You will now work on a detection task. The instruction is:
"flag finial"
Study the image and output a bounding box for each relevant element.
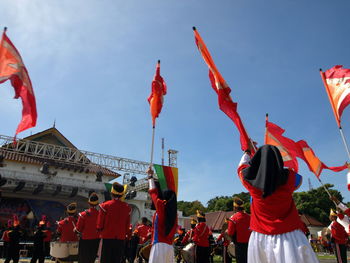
[158,60,160,64]
[319,68,323,72]
[3,27,7,33]
[192,26,196,31]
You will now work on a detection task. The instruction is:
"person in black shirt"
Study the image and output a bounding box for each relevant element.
[4,218,22,263]
[30,221,46,263]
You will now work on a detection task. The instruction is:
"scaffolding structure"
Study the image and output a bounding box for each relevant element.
[0,135,177,175]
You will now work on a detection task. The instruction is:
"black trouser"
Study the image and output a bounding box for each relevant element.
[78,238,100,263]
[44,242,50,258]
[100,239,125,263]
[222,245,232,263]
[30,250,45,263]
[335,243,347,263]
[196,245,209,263]
[4,245,19,263]
[235,242,248,263]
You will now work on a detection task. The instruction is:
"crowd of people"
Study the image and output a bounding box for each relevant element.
[1,145,350,263]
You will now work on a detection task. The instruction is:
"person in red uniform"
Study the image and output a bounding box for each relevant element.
[217,221,232,263]
[147,168,178,263]
[40,215,52,258]
[1,220,12,260]
[134,217,152,263]
[4,216,22,263]
[57,203,78,243]
[226,197,250,263]
[237,145,318,263]
[193,210,210,263]
[330,209,348,263]
[75,192,100,263]
[182,218,197,245]
[97,182,131,263]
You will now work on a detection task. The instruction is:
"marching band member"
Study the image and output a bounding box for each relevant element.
[181,218,197,245]
[147,168,178,263]
[97,182,131,263]
[193,210,210,263]
[4,216,22,263]
[237,145,318,263]
[57,203,78,242]
[329,209,348,263]
[226,197,251,263]
[1,219,12,260]
[173,227,186,263]
[217,223,232,263]
[30,220,46,263]
[41,216,52,258]
[75,192,100,263]
[134,217,152,263]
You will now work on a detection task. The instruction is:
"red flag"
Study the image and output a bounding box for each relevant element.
[148,60,166,127]
[297,140,347,178]
[193,27,253,153]
[265,119,347,177]
[0,29,37,137]
[320,66,350,127]
[264,120,301,172]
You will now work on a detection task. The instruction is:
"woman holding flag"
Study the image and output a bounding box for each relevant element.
[237,145,318,263]
[147,167,178,263]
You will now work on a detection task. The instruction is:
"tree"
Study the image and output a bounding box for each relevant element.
[206,192,251,213]
[293,184,343,224]
[177,200,206,217]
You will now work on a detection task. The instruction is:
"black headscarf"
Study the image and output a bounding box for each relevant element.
[162,189,177,236]
[242,145,289,198]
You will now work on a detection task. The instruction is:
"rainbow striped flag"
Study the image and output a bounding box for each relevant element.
[153,164,178,195]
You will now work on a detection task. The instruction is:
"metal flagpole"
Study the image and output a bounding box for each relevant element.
[150,126,155,167]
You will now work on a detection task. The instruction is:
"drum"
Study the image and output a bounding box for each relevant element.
[50,242,69,259]
[139,243,152,261]
[181,243,195,263]
[227,243,235,258]
[68,242,79,256]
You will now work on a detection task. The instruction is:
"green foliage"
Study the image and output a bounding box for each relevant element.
[206,192,251,213]
[293,184,343,224]
[177,200,206,217]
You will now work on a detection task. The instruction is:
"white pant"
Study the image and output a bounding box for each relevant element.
[149,242,175,263]
[248,229,319,263]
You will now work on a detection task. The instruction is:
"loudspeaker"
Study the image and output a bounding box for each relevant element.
[13,181,25,192]
[52,185,62,196]
[33,183,44,195]
[69,187,78,198]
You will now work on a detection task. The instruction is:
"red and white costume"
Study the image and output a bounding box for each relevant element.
[238,152,318,263]
[57,216,78,242]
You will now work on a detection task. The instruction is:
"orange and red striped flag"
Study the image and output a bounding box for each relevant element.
[320,66,350,127]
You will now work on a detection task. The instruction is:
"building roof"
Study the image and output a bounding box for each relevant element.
[0,127,120,177]
[183,211,325,231]
[300,214,325,227]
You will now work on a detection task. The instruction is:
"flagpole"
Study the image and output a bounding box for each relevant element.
[320,69,350,162]
[150,125,155,167]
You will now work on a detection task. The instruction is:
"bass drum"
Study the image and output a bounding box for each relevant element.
[50,242,69,259]
[181,243,195,263]
[227,243,235,258]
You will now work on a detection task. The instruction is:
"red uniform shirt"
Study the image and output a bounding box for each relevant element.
[97,198,131,240]
[331,221,348,244]
[149,188,178,245]
[57,216,78,242]
[227,211,251,243]
[43,229,52,242]
[134,224,151,244]
[193,222,210,247]
[238,165,303,235]
[182,229,194,245]
[216,233,230,246]
[76,207,100,240]
[2,230,10,242]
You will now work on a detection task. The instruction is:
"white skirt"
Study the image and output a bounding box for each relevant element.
[149,242,175,263]
[248,229,319,263]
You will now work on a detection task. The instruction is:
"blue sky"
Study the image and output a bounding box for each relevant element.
[1,0,350,205]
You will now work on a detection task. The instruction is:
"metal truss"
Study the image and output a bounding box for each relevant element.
[0,135,170,175]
